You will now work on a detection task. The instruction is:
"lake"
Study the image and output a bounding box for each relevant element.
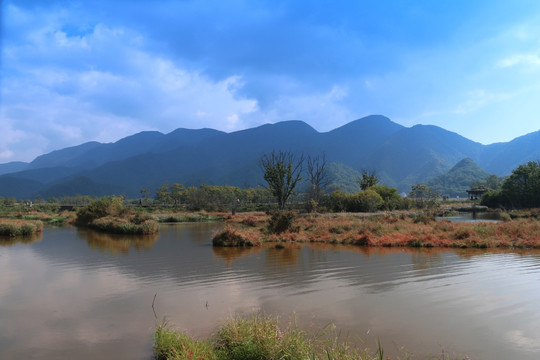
[1,223,539,359]
[437,211,503,223]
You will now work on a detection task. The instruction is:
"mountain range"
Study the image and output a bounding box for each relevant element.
[1,115,539,199]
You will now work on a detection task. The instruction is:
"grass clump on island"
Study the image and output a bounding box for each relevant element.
[0,218,43,237]
[213,210,540,249]
[76,196,158,234]
[154,314,382,360]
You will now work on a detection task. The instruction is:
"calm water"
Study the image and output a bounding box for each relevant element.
[1,224,539,360]
[437,212,502,223]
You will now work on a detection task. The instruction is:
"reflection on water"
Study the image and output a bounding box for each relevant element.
[0,232,42,247]
[212,246,263,265]
[79,228,159,254]
[438,211,502,222]
[0,224,539,360]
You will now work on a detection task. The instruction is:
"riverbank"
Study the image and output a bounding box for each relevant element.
[0,218,43,237]
[155,314,385,360]
[213,211,540,249]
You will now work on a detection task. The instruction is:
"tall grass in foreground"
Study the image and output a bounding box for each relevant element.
[155,314,386,360]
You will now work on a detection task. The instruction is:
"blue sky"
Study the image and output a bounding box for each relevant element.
[2,0,540,163]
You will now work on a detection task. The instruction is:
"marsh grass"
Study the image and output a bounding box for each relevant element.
[155,324,217,360]
[154,314,385,360]
[0,219,43,237]
[155,211,222,223]
[216,212,540,249]
[0,210,75,225]
[90,216,159,235]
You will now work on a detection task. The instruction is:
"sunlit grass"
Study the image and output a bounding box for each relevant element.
[214,212,540,249]
[0,218,43,237]
[154,314,385,360]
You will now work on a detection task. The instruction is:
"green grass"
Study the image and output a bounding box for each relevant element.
[90,216,159,234]
[155,324,217,360]
[154,314,384,360]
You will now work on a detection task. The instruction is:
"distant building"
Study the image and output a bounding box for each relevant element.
[466,186,488,200]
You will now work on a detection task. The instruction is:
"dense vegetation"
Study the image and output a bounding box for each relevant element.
[482,160,540,209]
[155,314,385,360]
[0,219,43,237]
[76,197,159,234]
[426,158,495,197]
[213,212,540,249]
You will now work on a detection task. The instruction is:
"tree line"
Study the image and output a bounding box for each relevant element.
[481,160,540,209]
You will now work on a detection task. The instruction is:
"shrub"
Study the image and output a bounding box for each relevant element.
[76,196,124,225]
[267,210,297,234]
[0,220,43,237]
[213,228,260,247]
[90,216,158,234]
[412,213,435,224]
[499,212,512,222]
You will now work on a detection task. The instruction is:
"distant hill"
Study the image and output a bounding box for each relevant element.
[326,163,361,193]
[364,125,484,190]
[0,115,539,199]
[427,158,491,198]
[0,161,28,176]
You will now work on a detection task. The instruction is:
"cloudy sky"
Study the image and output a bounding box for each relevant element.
[2,0,540,163]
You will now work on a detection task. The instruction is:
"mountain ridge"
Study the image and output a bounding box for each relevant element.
[1,116,539,198]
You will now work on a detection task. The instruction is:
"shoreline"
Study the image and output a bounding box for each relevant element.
[213,211,540,249]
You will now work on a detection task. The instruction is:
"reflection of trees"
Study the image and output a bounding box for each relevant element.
[212,246,262,266]
[83,229,158,254]
[0,232,42,247]
[410,250,443,270]
[160,223,224,245]
[266,245,302,268]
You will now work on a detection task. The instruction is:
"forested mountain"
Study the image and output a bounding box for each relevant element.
[426,158,491,198]
[0,115,539,199]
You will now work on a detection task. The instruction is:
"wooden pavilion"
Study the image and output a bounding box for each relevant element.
[466,186,488,200]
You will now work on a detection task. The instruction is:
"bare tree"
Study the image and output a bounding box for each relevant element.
[259,150,304,210]
[307,153,329,203]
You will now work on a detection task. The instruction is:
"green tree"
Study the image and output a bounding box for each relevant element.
[170,183,186,206]
[259,150,304,210]
[410,183,440,209]
[371,185,402,210]
[155,183,171,205]
[358,169,379,191]
[75,196,124,225]
[140,188,150,204]
[345,190,383,212]
[501,160,540,208]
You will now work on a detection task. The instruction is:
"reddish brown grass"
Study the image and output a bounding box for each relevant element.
[217,212,540,249]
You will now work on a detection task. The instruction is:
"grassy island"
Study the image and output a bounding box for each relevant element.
[154,314,386,360]
[213,211,540,249]
[0,219,43,237]
[76,197,159,234]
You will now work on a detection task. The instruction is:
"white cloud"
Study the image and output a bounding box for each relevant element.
[454,90,514,115]
[497,54,540,69]
[1,8,259,161]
